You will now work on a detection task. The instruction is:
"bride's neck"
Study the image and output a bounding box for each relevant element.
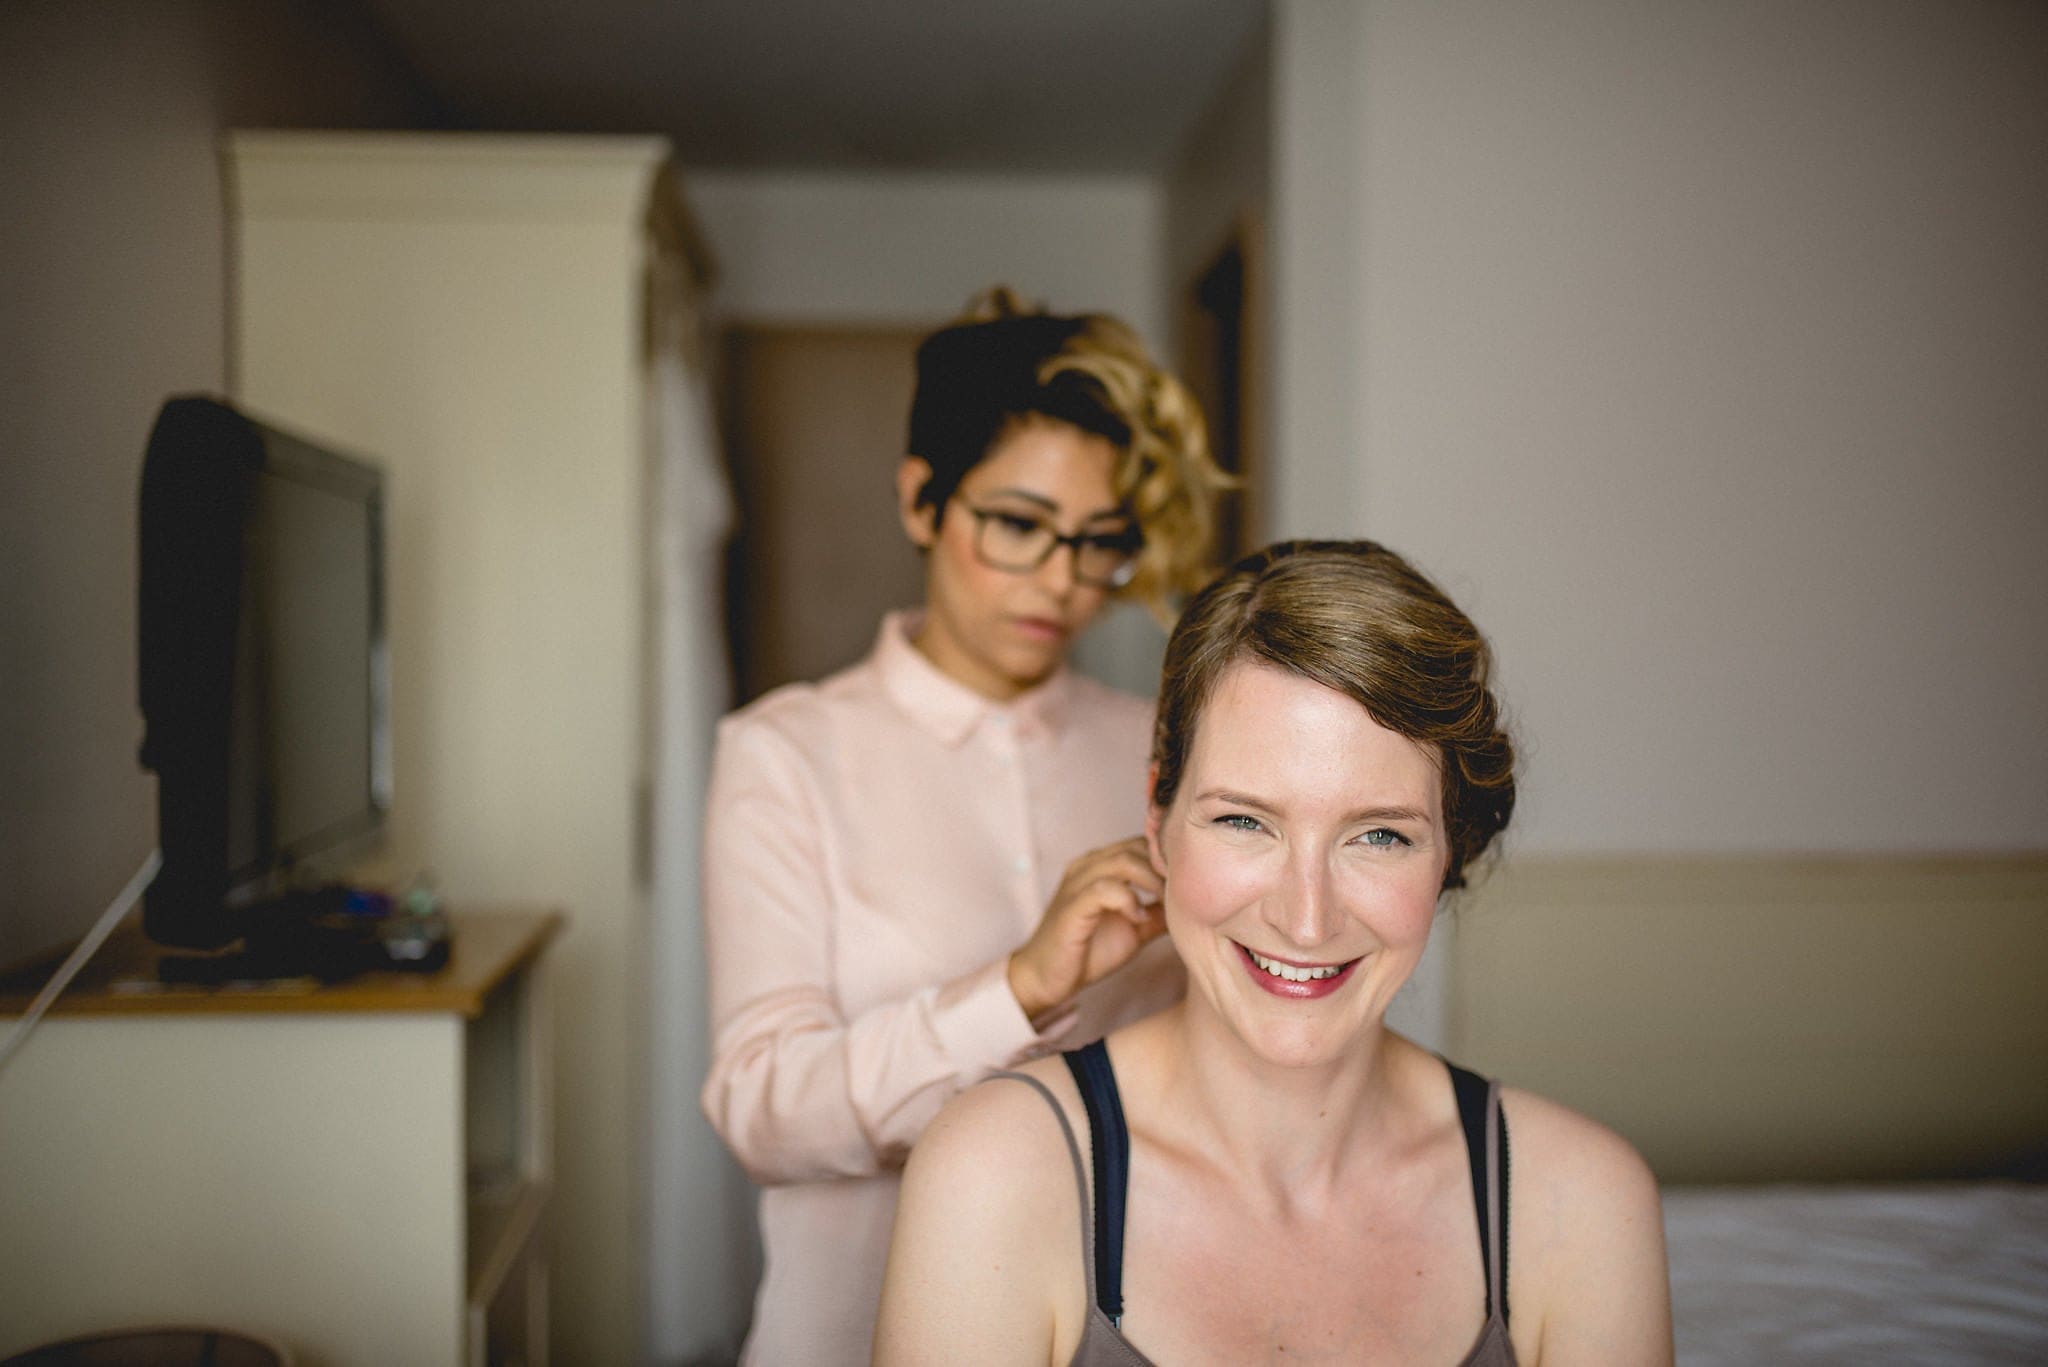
[1144,1003,1411,1199]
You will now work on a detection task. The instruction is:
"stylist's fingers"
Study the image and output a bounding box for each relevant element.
[1049,873,1141,949]
[1071,873,1140,929]
[1010,840,1166,1018]
[1055,837,1160,900]
[1068,877,1166,980]
[1088,895,1165,970]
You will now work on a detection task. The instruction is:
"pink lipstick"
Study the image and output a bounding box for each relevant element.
[1235,942,1359,1000]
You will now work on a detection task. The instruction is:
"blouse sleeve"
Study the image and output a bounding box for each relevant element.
[698,713,1062,1185]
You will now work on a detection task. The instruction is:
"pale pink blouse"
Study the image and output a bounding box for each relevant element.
[701,611,1184,1365]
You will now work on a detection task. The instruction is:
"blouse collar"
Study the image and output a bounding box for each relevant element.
[873,609,1073,747]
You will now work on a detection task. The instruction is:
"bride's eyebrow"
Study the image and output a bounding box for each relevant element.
[1348,805,1434,826]
[1197,792,1435,825]
[1196,789,1279,814]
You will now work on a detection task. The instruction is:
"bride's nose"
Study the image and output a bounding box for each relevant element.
[1263,847,1346,948]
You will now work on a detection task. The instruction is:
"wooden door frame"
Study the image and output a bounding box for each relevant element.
[1177,211,1268,561]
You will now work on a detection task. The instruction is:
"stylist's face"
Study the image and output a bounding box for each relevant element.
[1147,661,1450,1070]
[899,417,1125,701]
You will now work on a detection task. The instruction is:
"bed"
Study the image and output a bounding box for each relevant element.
[1664,1181,2048,1364]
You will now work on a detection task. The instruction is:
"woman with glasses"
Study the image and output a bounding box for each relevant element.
[701,289,1228,1364]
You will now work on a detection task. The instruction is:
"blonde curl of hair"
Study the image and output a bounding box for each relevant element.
[957,287,1235,618]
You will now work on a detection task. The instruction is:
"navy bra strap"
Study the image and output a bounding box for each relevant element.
[1496,1085,1513,1327]
[1063,1040,1130,1325]
[1447,1061,1505,1321]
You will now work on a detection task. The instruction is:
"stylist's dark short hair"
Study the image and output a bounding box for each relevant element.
[905,287,1229,614]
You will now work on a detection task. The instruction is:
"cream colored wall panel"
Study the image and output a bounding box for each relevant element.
[235,215,642,906]
[1449,856,2048,1183]
[0,1014,464,1366]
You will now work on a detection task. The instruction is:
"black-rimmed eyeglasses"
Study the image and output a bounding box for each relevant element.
[953,500,1144,589]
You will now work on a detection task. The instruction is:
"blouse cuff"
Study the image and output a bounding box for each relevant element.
[930,957,1077,1072]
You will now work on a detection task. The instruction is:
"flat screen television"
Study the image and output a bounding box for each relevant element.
[137,396,392,967]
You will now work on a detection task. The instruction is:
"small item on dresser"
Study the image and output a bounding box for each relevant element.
[377,874,452,973]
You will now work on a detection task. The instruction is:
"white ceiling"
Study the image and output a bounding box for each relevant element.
[349,0,1268,173]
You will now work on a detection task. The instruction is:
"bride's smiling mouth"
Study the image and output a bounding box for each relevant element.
[1233,941,1362,999]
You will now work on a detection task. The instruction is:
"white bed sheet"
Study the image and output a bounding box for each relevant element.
[1663,1182,2048,1366]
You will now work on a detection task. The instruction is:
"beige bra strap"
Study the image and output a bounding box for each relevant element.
[988,1070,1097,1299]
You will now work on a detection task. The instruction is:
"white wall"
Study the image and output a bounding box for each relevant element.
[1165,17,1273,564]
[1280,0,2048,856]
[1264,1,1471,1051]
[1164,23,1271,303]
[0,0,431,968]
[1266,0,1370,544]
[686,170,1174,693]
[686,170,1167,342]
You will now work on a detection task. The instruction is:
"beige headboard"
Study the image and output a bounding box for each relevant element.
[1446,855,2048,1184]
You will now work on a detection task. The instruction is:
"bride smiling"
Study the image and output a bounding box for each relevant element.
[875,540,1673,1366]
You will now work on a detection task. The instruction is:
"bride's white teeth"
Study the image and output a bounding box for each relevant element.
[1246,948,1343,982]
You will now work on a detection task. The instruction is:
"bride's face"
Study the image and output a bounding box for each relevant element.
[1147,660,1451,1069]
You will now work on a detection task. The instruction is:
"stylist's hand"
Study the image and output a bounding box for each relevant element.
[1006,836,1165,1022]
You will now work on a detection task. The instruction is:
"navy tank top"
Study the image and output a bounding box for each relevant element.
[992,1042,1517,1367]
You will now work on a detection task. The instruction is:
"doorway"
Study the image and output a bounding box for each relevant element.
[717,324,930,704]
[1179,218,1266,563]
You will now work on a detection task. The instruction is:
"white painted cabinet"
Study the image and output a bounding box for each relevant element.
[0,912,560,1367]
[224,131,686,1365]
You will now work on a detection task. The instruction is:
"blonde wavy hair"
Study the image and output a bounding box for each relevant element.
[939,286,1234,617]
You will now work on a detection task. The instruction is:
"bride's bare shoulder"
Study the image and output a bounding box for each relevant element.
[876,1057,1087,1363]
[914,1055,1086,1188]
[1497,1084,1673,1364]
[1500,1085,1659,1201]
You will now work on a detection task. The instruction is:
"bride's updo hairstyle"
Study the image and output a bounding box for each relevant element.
[1150,540,1517,892]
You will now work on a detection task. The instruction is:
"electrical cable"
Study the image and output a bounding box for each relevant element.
[0,849,162,1078]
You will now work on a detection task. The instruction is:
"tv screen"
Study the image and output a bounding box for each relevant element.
[224,423,389,883]
[138,396,390,952]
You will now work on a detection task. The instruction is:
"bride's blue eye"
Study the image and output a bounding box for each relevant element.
[1216,814,1262,833]
[1360,828,1409,848]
